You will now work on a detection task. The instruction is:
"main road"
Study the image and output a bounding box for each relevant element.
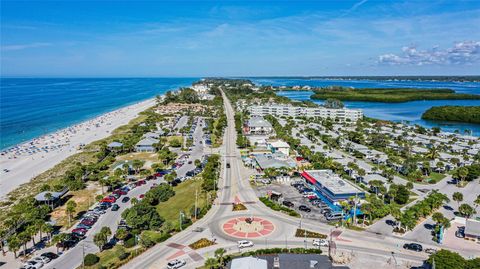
[125,91,458,269]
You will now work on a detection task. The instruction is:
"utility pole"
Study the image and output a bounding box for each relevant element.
[82,244,85,269]
[194,189,198,220]
[179,211,183,231]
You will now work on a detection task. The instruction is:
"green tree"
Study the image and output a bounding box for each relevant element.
[115,228,129,245]
[204,257,218,269]
[66,200,77,226]
[454,167,469,186]
[7,236,21,258]
[427,249,466,269]
[452,192,464,207]
[458,203,476,218]
[93,231,108,251]
[132,159,145,174]
[214,248,226,266]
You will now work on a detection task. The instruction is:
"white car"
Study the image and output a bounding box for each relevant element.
[166,259,186,269]
[24,260,43,269]
[312,239,329,247]
[33,256,50,264]
[238,240,254,248]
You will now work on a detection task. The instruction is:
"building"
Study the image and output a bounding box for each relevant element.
[248,104,363,122]
[35,188,69,207]
[135,137,159,152]
[301,170,365,202]
[465,219,480,242]
[230,256,267,269]
[245,116,274,135]
[107,141,123,151]
[253,152,297,171]
[229,254,349,269]
[268,140,290,155]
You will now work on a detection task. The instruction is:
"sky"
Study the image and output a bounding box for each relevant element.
[1,0,480,77]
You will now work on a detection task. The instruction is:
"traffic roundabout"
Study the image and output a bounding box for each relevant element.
[222,216,275,238]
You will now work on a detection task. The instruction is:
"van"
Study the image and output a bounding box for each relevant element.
[326,212,344,220]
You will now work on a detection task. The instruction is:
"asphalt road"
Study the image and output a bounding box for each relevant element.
[123,91,455,269]
[39,118,207,269]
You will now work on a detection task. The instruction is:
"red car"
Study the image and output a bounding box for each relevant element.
[139,180,146,185]
[101,196,116,203]
[72,228,87,236]
[113,189,127,196]
[81,219,95,226]
[139,194,145,199]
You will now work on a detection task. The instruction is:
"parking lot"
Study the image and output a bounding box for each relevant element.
[255,179,330,222]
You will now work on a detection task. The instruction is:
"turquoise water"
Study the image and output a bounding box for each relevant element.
[249,78,480,136]
[1,77,479,150]
[0,78,197,149]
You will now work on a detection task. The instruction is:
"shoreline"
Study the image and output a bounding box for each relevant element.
[0,97,157,200]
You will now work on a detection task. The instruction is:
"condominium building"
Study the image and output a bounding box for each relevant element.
[248,104,363,122]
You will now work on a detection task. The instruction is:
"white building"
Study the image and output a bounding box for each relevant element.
[268,140,290,155]
[248,104,363,122]
[245,116,274,135]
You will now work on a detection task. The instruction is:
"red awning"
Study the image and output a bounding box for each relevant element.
[301,171,317,185]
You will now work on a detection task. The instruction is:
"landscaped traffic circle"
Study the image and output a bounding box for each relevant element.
[222,217,275,238]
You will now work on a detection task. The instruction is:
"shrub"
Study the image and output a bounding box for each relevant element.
[259,197,300,217]
[295,229,327,239]
[124,237,136,248]
[84,253,99,266]
[189,238,216,250]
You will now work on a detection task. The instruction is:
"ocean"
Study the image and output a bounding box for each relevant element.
[0,78,197,150]
[1,77,479,150]
[249,78,480,136]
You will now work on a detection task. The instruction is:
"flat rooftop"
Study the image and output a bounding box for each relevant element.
[303,170,363,196]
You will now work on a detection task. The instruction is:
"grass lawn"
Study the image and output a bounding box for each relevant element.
[117,152,159,163]
[425,172,446,183]
[156,178,209,227]
[52,184,102,228]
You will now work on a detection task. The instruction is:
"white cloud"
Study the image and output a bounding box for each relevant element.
[2,42,51,51]
[340,0,368,17]
[378,41,480,65]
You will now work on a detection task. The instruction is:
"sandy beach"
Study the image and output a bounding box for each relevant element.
[0,98,156,200]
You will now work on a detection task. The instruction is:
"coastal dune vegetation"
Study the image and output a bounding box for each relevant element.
[421,106,480,124]
[309,86,480,103]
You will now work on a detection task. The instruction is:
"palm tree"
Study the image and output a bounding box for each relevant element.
[214,248,226,266]
[474,195,480,210]
[426,146,440,160]
[44,192,53,210]
[204,257,218,269]
[459,204,476,218]
[66,200,77,226]
[130,197,138,206]
[390,205,402,229]
[455,167,469,187]
[452,192,463,208]
[7,236,20,258]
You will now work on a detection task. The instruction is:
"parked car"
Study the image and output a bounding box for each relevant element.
[238,240,254,248]
[121,196,130,203]
[455,226,465,238]
[282,201,294,208]
[101,196,116,203]
[299,205,311,212]
[403,243,423,252]
[33,256,50,264]
[167,259,186,269]
[226,163,231,168]
[139,194,145,199]
[76,223,92,230]
[326,212,344,220]
[72,228,88,236]
[40,252,58,260]
[111,204,120,211]
[23,260,43,269]
[312,239,329,247]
